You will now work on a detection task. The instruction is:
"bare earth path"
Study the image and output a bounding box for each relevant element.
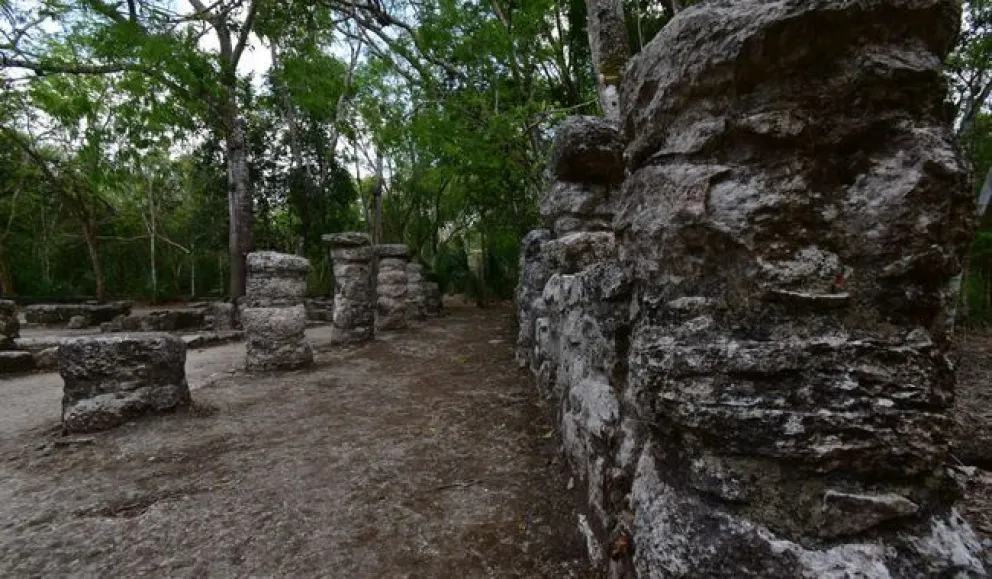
[0,305,589,577]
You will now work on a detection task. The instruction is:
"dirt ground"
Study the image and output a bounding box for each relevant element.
[0,305,590,577]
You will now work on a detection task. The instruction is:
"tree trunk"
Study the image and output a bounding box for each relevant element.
[586,0,630,120]
[225,99,254,300]
[0,248,14,296]
[81,219,105,301]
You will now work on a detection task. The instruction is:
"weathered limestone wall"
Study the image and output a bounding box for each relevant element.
[424,282,443,317]
[406,262,427,321]
[59,334,190,433]
[0,300,18,350]
[243,251,313,372]
[324,232,376,345]
[376,245,410,331]
[518,0,986,575]
[25,302,131,326]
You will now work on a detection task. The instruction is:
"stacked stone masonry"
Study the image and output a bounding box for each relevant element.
[24,301,131,326]
[406,262,427,321]
[59,334,191,433]
[323,232,376,344]
[243,251,314,372]
[517,0,986,576]
[376,244,410,331]
[424,282,443,317]
[0,300,33,374]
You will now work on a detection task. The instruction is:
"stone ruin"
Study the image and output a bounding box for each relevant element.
[406,261,427,321]
[323,232,376,344]
[424,281,443,317]
[242,251,313,372]
[59,334,191,433]
[0,299,33,374]
[24,301,131,327]
[517,0,986,575]
[375,244,410,331]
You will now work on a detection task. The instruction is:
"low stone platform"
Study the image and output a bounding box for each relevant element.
[25,302,132,326]
[58,333,191,433]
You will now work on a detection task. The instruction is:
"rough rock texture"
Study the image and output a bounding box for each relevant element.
[242,306,313,372]
[376,245,410,331]
[424,282,444,317]
[25,302,131,326]
[323,232,376,344]
[0,350,35,374]
[67,315,90,329]
[100,310,206,333]
[243,251,313,372]
[58,334,191,433]
[406,262,427,321]
[207,302,238,331]
[244,252,310,308]
[0,300,18,350]
[305,298,335,322]
[518,1,985,576]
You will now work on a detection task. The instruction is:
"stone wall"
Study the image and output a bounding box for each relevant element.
[518,0,986,575]
[375,245,410,331]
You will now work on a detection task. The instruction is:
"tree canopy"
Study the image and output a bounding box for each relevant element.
[0,0,990,320]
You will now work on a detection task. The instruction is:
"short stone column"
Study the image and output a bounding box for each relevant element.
[375,244,409,331]
[424,282,443,317]
[406,261,427,321]
[243,251,313,371]
[59,334,191,433]
[323,232,375,344]
[0,300,18,350]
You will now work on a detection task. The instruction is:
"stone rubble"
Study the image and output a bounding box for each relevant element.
[375,244,410,331]
[24,302,131,326]
[517,0,986,575]
[0,299,18,350]
[243,251,313,372]
[58,333,190,433]
[323,232,376,345]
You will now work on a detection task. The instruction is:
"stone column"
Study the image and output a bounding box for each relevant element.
[406,261,427,321]
[610,0,983,575]
[243,251,313,372]
[375,244,409,331]
[424,282,443,317]
[59,334,190,433]
[323,232,375,344]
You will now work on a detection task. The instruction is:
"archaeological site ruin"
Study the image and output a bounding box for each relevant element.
[3,0,992,576]
[516,0,988,575]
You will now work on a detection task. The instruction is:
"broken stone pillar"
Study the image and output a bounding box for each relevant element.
[0,300,18,350]
[607,0,983,575]
[243,251,313,372]
[423,282,443,317]
[323,232,375,345]
[375,244,410,331]
[406,261,427,321]
[59,334,190,433]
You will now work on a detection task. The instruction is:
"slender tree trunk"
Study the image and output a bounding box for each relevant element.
[0,248,14,296]
[225,99,254,299]
[81,219,105,301]
[586,0,630,120]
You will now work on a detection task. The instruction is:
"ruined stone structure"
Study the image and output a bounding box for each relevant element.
[24,301,131,326]
[101,310,206,333]
[375,244,410,331]
[518,1,985,575]
[243,251,313,372]
[424,282,443,317]
[323,232,376,344]
[406,261,427,321]
[59,334,190,433]
[0,300,18,350]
